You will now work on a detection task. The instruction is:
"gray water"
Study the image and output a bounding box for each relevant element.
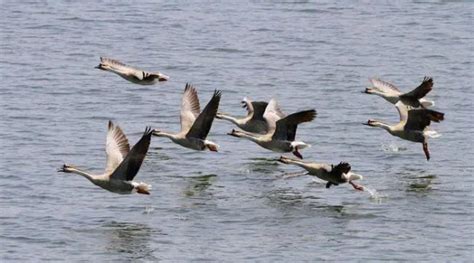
[1,1,473,262]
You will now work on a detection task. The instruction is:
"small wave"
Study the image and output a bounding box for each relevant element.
[208,47,249,53]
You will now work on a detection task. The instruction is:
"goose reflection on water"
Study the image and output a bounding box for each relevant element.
[183,174,217,197]
[100,221,159,261]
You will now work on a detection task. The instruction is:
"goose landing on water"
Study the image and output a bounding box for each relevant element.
[278,156,364,191]
[153,83,221,152]
[96,57,169,85]
[216,97,270,134]
[228,99,316,159]
[364,77,435,108]
[58,121,152,195]
[364,101,444,160]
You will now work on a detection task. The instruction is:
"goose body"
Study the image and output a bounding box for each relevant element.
[278,156,364,191]
[96,57,169,85]
[216,97,270,134]
[153,83,221,151]
[58,121,153,195]
[365,77,435,108]
[228,99,316,159]
[365,101,444,160]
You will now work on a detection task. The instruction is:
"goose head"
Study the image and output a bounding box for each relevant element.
[95,63,109,71]
[363,88,373,94]
[363,119,380,127]
[227,129,246,138]
[57,164,76,173]
[215,112,225,119]
[152,129,164,137]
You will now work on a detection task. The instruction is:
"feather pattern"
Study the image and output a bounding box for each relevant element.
[110,127,153,181]
[186,90,222,139]
[105,121,130,174]
[180,83,201,133]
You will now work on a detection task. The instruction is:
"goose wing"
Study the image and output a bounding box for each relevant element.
[241,97,268,121]
[105,121,130,174]
[405,108,444,131]
[180,83,201,133]
[330,162,351,180]
[99,57,145,80]
[263,99,285,132]
[399,77,433,107]
[395,101,410,124]
[186,90,222,139]
[272,109,316,141]
[369,78,401,95]
[110,127,153,181]
[249,101,269,121]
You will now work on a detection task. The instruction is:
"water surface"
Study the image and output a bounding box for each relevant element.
[1,1,473,261]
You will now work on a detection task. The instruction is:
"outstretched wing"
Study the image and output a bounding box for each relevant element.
[395,101,410,123]
[186,90,222,139]
[180,83,201,133]
[369,78,401,95]
[405,108,444,131]
[249,101,268,121]
[99,57,145,80]
[263,99,285,133]
[105,121,130,174]
[399,77,433,107]
[110,127,153,181]
[272,109,316,141]
[330,162,351,179]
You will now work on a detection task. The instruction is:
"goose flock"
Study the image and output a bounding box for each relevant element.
[58,57,445,195]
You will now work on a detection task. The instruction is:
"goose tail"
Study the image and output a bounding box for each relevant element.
[134,182,152,195]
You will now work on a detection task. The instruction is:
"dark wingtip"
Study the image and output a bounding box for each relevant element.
[184,83,194,92]
[144,126,153,136]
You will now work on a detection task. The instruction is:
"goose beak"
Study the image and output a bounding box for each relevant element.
[95,64,103,69]
[227,129,238,137]
[363,88,375,94]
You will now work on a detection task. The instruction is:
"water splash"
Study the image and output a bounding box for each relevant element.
[363,186,387,202]
[143,206,155,214]
[381,143,407,152]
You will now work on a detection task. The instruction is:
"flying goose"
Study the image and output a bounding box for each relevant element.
[364,101,444,160]
[153,83,221,151]
[364,77,435,108]
[278,156,364,191]
[228,99,316,159]
[216,97,269,134]
[58,121,152,195]
[95,57,169,85]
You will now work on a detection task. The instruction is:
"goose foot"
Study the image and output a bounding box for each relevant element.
[349,181,364,191]
[423,142,430,161]
[292,149,303,159]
